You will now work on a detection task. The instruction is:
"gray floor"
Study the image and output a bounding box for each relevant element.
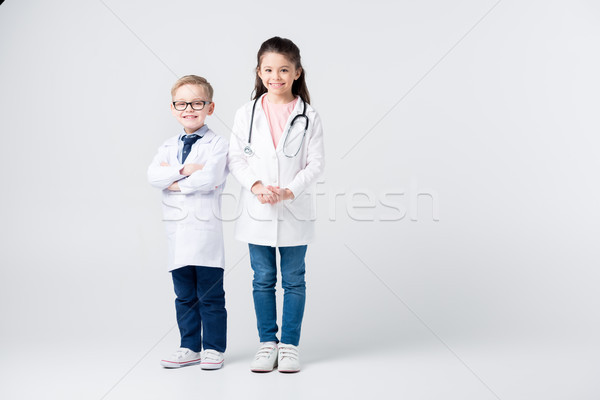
[2,327,597,399]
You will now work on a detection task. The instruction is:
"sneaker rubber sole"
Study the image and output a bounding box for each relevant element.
[278,368,300,373]
[201,360,224,370]
[160,358,201,368]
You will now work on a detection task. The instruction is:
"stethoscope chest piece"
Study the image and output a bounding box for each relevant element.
[244,145,254,156]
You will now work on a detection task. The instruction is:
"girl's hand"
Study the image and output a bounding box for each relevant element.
[252,181,279,204]
[258,194,279,204]
[266,186,294,202]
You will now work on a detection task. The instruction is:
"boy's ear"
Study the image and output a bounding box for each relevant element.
[207,102,215,115]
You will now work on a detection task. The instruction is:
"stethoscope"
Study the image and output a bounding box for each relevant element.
[243,96,309,158]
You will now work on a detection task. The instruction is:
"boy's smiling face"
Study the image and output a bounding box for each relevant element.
[171,84,214,134]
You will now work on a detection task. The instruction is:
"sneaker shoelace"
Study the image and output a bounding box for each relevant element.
[254,344,276,360]
[278,345,298,361]
[203,350,221,362]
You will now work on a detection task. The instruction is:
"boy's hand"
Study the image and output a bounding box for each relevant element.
[180,163,204,176]
[251,181,279,204]
[266,186,294,202]
[160,162,170,167]
[167,181,180,191]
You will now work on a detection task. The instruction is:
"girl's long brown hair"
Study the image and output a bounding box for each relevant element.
[252,36,310,104]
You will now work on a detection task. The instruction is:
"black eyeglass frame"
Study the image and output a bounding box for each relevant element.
[172,100,212,111]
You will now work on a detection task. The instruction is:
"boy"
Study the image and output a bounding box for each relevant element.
[147,75,228,370]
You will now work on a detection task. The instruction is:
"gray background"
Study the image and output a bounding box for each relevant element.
[1,0,599,399]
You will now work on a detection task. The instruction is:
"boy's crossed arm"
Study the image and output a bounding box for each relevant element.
[172,137,228,194]
[147,145,188,190]
[148,137,227,193]
[147,147,206,191]
[160,162,204,191]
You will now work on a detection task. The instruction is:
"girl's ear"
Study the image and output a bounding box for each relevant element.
[257,66,262,79]
[295,67,302,80]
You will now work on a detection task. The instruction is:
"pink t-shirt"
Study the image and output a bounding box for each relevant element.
[262,96,298,149]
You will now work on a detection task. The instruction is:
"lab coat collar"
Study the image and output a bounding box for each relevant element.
[196,129,216,144]
[256,93,304,114]
[164,125,216,146]
[178,124,209,141]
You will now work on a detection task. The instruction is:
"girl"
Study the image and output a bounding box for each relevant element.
[228,37,325,373]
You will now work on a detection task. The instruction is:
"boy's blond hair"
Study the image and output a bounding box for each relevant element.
[171,75,214,101]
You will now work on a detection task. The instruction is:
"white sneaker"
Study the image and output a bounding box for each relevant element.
[160,347,201,368]
[201,349,224,370]
[278,343,300,373]
[250,342,278,372]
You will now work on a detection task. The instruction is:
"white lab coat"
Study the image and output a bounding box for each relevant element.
[228,94,325,247]
[148,129,229,271]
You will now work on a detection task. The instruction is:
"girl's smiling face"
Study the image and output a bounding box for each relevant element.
[258,52,301,103]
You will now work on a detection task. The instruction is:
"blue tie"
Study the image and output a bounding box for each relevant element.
[181,134,201,163]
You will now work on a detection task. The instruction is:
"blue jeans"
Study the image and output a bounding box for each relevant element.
[171,265,227,353]
[248,244,307,346]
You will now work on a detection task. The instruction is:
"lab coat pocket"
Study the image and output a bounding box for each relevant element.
[191,193,219,227]
[162,193,187,222]
[283,190,316,222]
[172,224,218,266]
[244,192,274,222]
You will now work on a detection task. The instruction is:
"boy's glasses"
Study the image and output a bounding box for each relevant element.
[172,100,212,111]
